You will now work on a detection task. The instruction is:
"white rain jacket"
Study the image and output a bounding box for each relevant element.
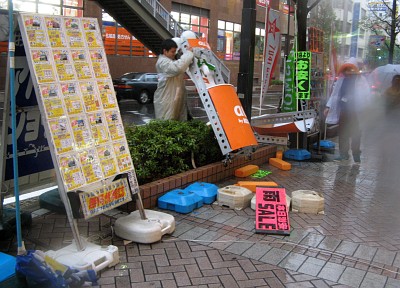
[325,75,371,125]
[154,51,194,121]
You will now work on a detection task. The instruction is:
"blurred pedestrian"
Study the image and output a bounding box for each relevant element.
[154,38,193,121]
[324,58,371,163]
[382,74,400,111]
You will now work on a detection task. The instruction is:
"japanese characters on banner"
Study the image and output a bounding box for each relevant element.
[260,7,281,106]
[296,51,311,100]
[255,187,290,235]
[281,50,297,112]
[19,14,138,205]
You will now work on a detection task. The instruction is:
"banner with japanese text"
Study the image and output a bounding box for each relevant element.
[296,51,311,100]
[260,7,281,106]
[281,50,297,112]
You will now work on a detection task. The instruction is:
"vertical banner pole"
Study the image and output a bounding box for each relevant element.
[8,0,25,255]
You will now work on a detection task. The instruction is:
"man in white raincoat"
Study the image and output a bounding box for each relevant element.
[154,38,194,121]
[324,58,371,163]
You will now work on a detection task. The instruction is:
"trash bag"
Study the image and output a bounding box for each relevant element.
[16,250,97,288]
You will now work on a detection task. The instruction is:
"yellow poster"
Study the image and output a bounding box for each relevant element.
[43,97,65,118]
[23,15,48,47]
[69,115,93,149]
[55,64,76,81]
[58,154,85,191]
[71,50,92,79]
[31,49,51,63]
[105,110,125,140]
[64,18,84,48]
[39,84,60,98]
[61,82,79,97]
[97,80,117,109]
[53,49,75,81]
[88,112,110,145]
[96,144,118,178]
[85,31,102,48]
[74,62,92,79]
[113,141,133,172]
[78,148,103,184]
[92,62,109,79]
[82,18,99,31]
[66,30,84,48]
[45,16,66,48]
[79,81,101,112]
[34,63,56,83]
[49,118,74,154]
[23,15,44,30]
[64,95,84,115]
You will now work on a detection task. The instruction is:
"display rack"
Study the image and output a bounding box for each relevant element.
[14,13,141,269]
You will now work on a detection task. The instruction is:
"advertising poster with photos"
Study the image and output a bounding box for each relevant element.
[19,14,134,193]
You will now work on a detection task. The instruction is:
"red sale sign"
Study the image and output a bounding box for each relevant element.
[255,187,290,235]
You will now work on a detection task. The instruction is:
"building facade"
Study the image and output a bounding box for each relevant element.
[0,0,298,89]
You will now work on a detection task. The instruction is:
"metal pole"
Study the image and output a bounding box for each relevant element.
[8,0,25,255]
[237,0,256,122]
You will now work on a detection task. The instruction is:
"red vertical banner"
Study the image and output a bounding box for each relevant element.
[255,187,290,235]
[260,7,281,106]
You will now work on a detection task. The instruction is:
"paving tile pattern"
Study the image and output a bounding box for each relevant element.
[2,112,400,287]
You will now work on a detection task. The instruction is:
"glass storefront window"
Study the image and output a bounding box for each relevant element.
[0,0,83,15]
[102,12,155,57]
[171,4,210,41]
[217,20,242,61]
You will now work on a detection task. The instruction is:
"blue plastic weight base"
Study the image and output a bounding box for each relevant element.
[184,182,218,204]
[0,252,16,282]
[158,189,203,214]
[284,149,311,161]
[313,140,336,150]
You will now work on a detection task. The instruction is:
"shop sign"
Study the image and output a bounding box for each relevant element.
[296,51,311,100]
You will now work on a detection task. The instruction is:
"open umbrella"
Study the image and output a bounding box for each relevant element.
[368,64,400,96]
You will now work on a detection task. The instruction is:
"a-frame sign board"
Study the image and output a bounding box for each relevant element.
[13,12,141,266]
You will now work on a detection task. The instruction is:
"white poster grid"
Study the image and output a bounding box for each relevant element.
[18,13,138,218]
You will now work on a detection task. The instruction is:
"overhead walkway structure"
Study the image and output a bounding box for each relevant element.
[94,0,230,83]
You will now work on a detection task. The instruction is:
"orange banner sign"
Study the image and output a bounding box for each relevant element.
[207,84,258,150]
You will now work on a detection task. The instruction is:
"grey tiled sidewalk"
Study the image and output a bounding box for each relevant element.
[2,108,400,287]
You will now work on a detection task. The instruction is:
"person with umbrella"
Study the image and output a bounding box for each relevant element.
[382,74,400,111]
[324,58,371,163]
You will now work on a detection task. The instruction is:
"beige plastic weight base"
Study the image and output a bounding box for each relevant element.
[114,209,175,244]
[45,239,119,272]
[291,190,324,214]
[217,185,253,210]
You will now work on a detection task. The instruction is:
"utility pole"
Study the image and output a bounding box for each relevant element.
[237,0,256,123]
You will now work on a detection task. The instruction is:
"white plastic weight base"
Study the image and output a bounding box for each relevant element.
[114,209,175,244]
[45,239,119,272]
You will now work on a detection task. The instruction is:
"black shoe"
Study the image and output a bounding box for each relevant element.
[353,155,360,163]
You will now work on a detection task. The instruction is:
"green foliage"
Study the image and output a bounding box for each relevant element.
[125,120,223,184]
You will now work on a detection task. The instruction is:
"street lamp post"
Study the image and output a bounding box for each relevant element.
[237,0,256,122]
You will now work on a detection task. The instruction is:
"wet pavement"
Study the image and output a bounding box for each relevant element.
[2,96,400,287]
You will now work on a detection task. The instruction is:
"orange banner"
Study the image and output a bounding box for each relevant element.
[208,84,258,150]
[187,38,210,50]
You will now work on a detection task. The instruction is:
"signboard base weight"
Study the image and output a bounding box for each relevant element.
[45,239,119,272]
[0,208,32,240]
[114,209,175,243]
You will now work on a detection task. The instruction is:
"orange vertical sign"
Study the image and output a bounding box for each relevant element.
[207,84,258,150]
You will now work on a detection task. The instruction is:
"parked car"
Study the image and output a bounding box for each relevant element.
[113,72,158,104]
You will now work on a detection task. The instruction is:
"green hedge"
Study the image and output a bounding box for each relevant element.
[125,120,223,184]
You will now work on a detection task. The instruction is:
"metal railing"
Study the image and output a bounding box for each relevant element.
[137,0,230,83]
